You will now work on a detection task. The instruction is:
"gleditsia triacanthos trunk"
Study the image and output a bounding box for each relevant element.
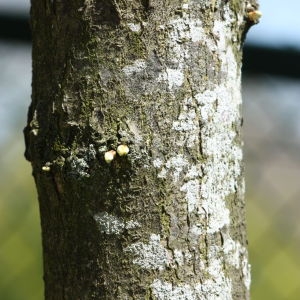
[25,0,259,299]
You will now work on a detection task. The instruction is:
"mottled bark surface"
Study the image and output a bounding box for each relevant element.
[25,0,258,299]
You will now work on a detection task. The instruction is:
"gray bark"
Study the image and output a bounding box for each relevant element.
[25,0,258,299]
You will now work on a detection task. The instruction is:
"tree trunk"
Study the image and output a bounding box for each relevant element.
[25,0,258,299]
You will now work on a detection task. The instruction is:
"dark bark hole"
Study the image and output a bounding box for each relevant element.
[140,0,154,11]
[94,1,121,25]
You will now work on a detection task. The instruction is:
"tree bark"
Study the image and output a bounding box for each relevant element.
[25,0,258,299]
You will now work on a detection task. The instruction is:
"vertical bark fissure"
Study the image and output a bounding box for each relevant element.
[25,0,258,299]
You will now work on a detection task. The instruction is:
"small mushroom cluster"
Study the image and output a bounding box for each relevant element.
[104,145,130,164]
[246,4,262,23]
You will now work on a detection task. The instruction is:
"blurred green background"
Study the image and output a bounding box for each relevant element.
[0,41,43,300]
[0,138,43,300]
[244,76,300,300]
[1,1,300,299]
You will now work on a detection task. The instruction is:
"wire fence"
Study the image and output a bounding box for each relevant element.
[244,75,300,300]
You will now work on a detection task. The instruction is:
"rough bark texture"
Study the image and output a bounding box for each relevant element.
[25,0,258,299]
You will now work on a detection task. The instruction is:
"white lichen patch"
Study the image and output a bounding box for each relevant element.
[156,16,205,90]
[158,154,189,182]
[158,68,184,90]
[200,245,233,299]
[127,22,141,32]
[173,249,184,266]
[200,276,232,300]
[189,20,204,43]
[153,2,243,236]
[191,31,242,232]
[69,156,89,178]
[153,158,164,169]
[207,255,223,278]
[172,106,198,148]
[189,224,202,237]
[167,18,204,55]
[242,256,251,290]
[150,242,238,299]
[200,175,231,234]
[150,237,249,299]
[125,234,169,271]
[151,276,232,300]
[186,165,202,179]
[150,10,246,298]
[222,234,251,290]
[180,179,199,213]
[151,279,202,300]
[172,96,199,147]
[126,220,141,230]
[224,240,241,268]
[164,54,242,227]
[122,59,147,76]
[172,97,198,148]
[195,85,242,233]
[93,212,140,235]
[145,4,246,296]
[172,108,197,132]
[170,249,194,268]
[157,168,167,179]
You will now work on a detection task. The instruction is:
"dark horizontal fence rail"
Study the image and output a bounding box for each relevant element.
[0,13,31,41]
[243,45,300,78]
[0,13,300,78]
